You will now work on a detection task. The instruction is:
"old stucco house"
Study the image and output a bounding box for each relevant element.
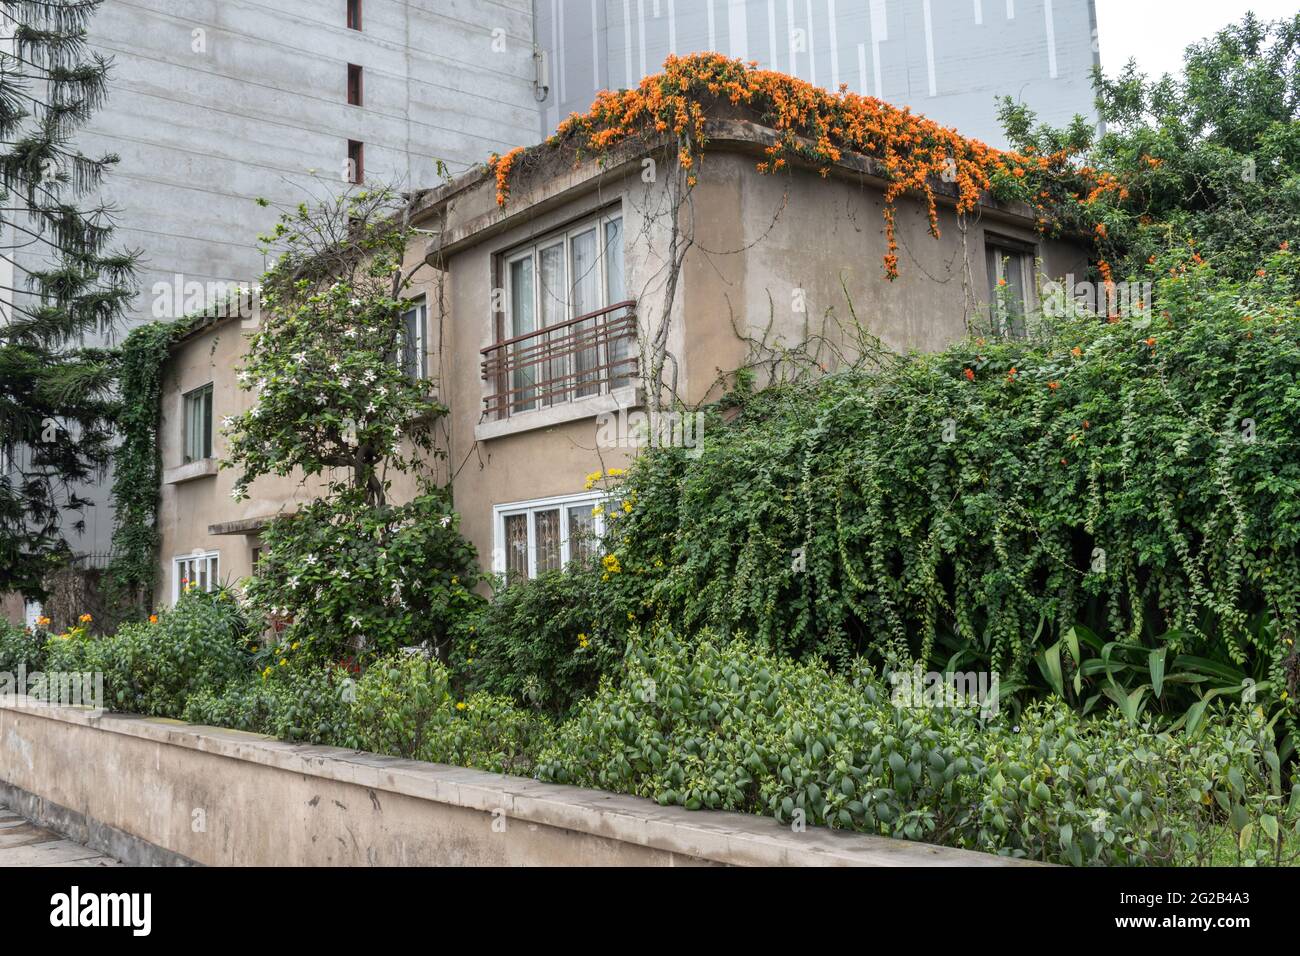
[156,111,1090,604]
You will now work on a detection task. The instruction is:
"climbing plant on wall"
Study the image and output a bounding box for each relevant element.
[106,319,186,610]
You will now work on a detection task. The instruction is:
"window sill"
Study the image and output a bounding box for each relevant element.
[164,458,219,485]
[475,386,640,442]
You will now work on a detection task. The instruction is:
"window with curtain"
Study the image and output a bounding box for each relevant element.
[494,493,608,582]
[183,383,213,463]
[500,209,626,414]
[985,238,1034,338]
[174,552,219,603]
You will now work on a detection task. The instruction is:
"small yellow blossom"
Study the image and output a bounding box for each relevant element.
[577,632,590,649]
[622,500,633,513]
[602,554,622,574]
[149,614,159,624]
[455,701,467,711]
[279,658,288,666]
[78,613,92,624]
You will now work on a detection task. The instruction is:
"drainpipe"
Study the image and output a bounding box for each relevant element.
[531,0,550,103]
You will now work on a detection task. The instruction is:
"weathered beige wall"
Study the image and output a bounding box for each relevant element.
[0,698,1029,866]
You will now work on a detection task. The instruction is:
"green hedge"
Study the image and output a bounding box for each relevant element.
[539,630,1300,865]
[600,252,1300,728]
[0,619,46,673]
[42,589,251,715]
[453,564,630,717]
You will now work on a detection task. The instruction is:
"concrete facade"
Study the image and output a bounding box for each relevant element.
[155,117,1090,600]
[0,696,1035,866]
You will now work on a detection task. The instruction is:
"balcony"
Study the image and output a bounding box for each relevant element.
[481,299,638,421]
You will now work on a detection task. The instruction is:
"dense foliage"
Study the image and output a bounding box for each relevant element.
[43,589,250,715]
[246,491,482,666]
[593,252,1300,735]
[454,563,630,717]
[350,652,549,776]
[1000,12,1300,283]
[539,631,1299,866]
[225,189,441,506]
[0,0,137,597]
[10,594,1298,864]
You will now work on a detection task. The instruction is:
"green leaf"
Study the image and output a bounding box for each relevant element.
[1148,648,1166,698]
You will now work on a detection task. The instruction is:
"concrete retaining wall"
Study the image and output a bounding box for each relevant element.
[0,697,1032,866]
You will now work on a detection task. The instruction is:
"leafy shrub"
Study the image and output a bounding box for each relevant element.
[538,631,1300,865]
[43,589,250,716]
[454,564,630,716]
[246,492,484,667]
[603,252,1300,731]
[354,652,549,775]
[182,666,355,745]
[0,620,46,673]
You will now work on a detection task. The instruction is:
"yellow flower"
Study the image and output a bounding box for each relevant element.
[577,632,590,649]
[149,614,159,624]
[78,613,92,624]
[451,576,459,585]
[261,667,272,680]
[622,501,633,513]
[279,658,288,666]
[592,505,604,516]
[606,468,626,477]
[291,642,300,650]
[602,554,622,574]
[455,701,467,711]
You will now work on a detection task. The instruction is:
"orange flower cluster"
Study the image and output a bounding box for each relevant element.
[486,53,1058,279]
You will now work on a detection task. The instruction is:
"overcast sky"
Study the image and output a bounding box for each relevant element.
[1096,0,1298,81]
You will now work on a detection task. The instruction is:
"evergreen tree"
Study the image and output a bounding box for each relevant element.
[0,0,136,599]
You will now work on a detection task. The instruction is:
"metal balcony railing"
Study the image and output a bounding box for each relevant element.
[481,299,638,420]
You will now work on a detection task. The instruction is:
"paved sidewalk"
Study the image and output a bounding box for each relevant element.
[0,807,122,867]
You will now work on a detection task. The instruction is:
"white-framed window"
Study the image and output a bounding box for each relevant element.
[173,551,220,604]
[985,237,1036,337]
[493,491,607,581]
[398,297,426,380]
[182,383,213,462]
[501,210,629,412]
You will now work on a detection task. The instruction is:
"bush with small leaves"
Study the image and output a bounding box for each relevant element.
[182,666,356,745]
[0,620,46,674]
[352,651,550,775]
[538,630,1299,865]
[454,563,631,717]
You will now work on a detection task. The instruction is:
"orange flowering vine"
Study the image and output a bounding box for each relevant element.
[484,53,1064,280]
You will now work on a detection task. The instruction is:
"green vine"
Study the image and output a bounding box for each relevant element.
[107,319,187,610]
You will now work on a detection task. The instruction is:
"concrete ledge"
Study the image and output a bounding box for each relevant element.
[0,696,1037,866]
[163,458,218,485]
[474,386,641,442]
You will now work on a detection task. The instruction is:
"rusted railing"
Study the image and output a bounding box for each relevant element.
[481,299,637,419]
